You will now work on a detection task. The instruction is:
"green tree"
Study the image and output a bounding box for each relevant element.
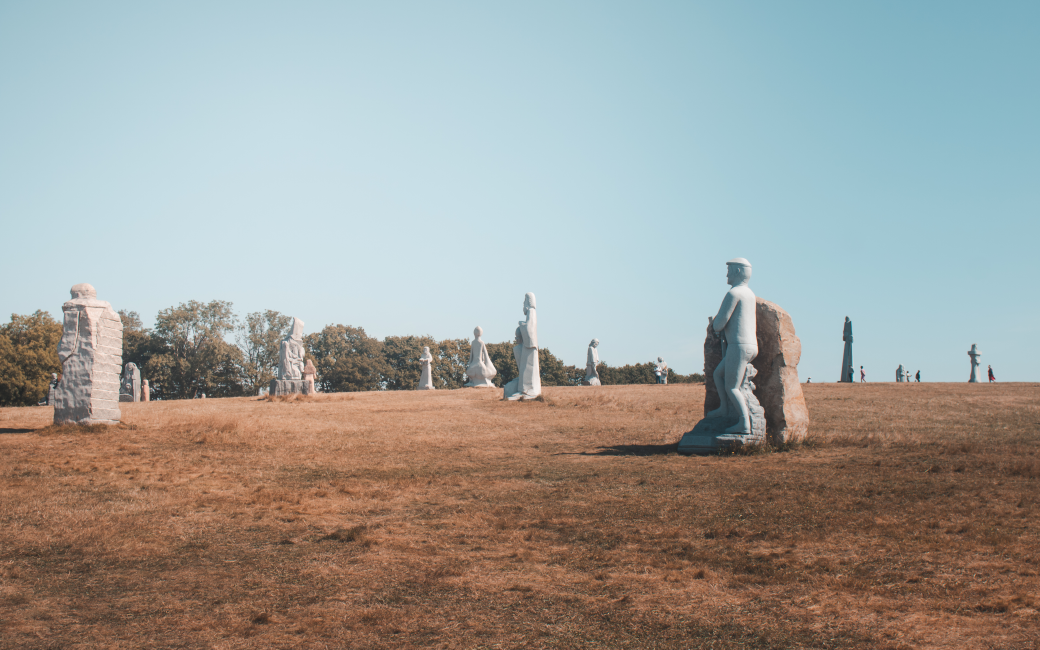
[486,341,518,388]
[305,325,386,392]
[236,310,292,395]
[538,347,582,387]
[0,311,63,406]
[382,335,436,390]
[145,300,242,399]
[436,338,470,389]
[119,310,159,374]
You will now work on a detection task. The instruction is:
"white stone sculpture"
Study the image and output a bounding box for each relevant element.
[678,259,765,454]
[896,364,905,382]
[302,359,317,395]
[968,344,981,383]
[270,317,307,396]
[119,362,141,402]
[53,283,123,425]
[464,326,497,388]
[504,292,540,401]
[141,379,150,402]
[582,339,601,386]
[501,327,524,398]
[417,346,435,390]
[655,357,669,384]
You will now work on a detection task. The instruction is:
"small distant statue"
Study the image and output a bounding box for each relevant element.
[655,357,668,384]
[119,362,141,402]
[54,283,123,425]
[40,373,59,406]
[141,379,150,402]
[583,339,601,386]
[840,317,853,383]
[504,292,540,401]
[417,346,435,390]
[278,318,306,380]
[302,359,317,395]
[896,364,905,382]
[464,326,497,388]
[967,344,981,383]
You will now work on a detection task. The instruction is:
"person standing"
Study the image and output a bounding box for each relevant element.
[988,365,996,382]
[860,366,866,382]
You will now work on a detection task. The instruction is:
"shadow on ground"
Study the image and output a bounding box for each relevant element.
[0,428,36,434]
[560,443,679,456]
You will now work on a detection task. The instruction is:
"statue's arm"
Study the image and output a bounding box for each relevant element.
[712,292,737,333]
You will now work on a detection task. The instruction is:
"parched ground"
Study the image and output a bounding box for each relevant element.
[0,382,1038,649]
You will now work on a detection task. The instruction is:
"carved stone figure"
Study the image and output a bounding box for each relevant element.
[141,379,150,402]
[464,326,497,388]
[119,362,141,402]
[968,344,981,383]
[302,359,317,395]
[679,259,765,454]
[417,346,435,390]
[270,317,307,396]
[40,373,59,406]
[840,317,853,383]
[501,328,524,398]
[582,339,601,386]
[53,284,123,425]
[504,293,540,400]
[655,357,668,384]
[896,364,905,382]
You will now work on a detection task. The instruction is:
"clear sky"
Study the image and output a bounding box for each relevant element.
[2,2,1037,382]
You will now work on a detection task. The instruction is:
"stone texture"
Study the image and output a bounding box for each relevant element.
[582,339,601,386]
[417,347,435,390]
[278,318,305,380]
[303,359,317,395]
[119,362,141,402]
[840,317,853,382]
[751,298,809,445]
[968,344,981,383]
[270,379,306,396]
[465,326,497,388]
[680,359,766,454]
[53,284,123,425]
[504,293,540,401]
[141,380,150,402]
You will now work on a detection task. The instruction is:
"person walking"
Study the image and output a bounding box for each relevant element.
[988,365,996,382]
[915,370,921,382]
[860,366,866,382]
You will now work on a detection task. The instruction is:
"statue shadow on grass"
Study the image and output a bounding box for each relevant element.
[0,428,35,435]
[557,443,678,456]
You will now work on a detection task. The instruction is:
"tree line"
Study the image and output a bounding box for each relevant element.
[0,301,702,405]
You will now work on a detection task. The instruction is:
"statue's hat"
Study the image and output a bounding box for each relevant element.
[726,257,751,267]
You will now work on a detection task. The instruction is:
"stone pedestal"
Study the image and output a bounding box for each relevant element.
[679,364,766,454]
[270,379,308,396]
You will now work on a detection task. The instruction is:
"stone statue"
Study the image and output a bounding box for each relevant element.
[505,293,540,401]
[896,364,905,382]
[678,259,765,454]
[840,317,853,383]
[270,317,308,396]
[655,357,668,384]
[302,359,317,395]
[41,373,59,406]
[582,339,601,386]
[53,283,123,425]
[968,344,981,383]
[501,327,524,398]
[464,326,497,388]
[417,346,435,390]
[119,362,141,402]
[141,379,150,402]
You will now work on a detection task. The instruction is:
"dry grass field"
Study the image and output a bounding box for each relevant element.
[1,382,1038,649]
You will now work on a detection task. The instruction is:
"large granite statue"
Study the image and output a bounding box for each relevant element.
[501,327,524,398]
[504,292,540,401]
[464,326,497,388]
[655,357,668,384]
[119,362,141,402]
[896,364,905,382]
[968,344,981,383]
[40,373,59,406]
[840,317,853,383]
[679,259,765,454]
[302,359,317,395]
[417,346,435,390]
[270,317,308,396]
[582,339,601,386]
[141,379,150,402]
[53,283,123,425]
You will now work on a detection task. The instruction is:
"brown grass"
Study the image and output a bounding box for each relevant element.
[0,382,1038,649]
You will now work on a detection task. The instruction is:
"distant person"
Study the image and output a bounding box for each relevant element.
[860,366,866,382]
[988,365,996,382]
[806,377,811,383]
[915,370,921,382]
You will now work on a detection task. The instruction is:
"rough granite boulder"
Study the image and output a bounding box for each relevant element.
[751,298,809,444]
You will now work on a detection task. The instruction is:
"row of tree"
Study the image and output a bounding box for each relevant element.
[0,302,703,406]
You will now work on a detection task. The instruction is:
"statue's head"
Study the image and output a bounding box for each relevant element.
[590,338,599,348]
[657,356,664,362]
[523,292,536,314]
[474,326,483,339]
[52,373,57,380]
[70,283,96,299]
[725,259,751,287]
[845,316,850,322]
[422,346,430,354]
[289,317,305,340]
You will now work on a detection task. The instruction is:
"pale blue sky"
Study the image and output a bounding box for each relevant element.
[2,2,1037,382]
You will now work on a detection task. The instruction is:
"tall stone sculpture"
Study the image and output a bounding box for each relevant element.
[968,344,981,383]
[655,357,669,384]
[417,346,435,390]
[119,362,141,402]
[270,317,307,396]
[840,317,853,383]
[896,364,905,382]
[43,373,59,406]
[302,359,317,395]
[504,292,540,401]
[501,328,524,398]
[464,326,497,388]
[582,339,601,386]
[751,298,809,444]
[679,259,765,454]
[141,379,150,402]
[53,284,123,425]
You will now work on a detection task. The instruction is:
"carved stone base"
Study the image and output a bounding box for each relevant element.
[465,377,495,388]
[679,363,766,455]
[270,379,307,396]
[582,377,601,386]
